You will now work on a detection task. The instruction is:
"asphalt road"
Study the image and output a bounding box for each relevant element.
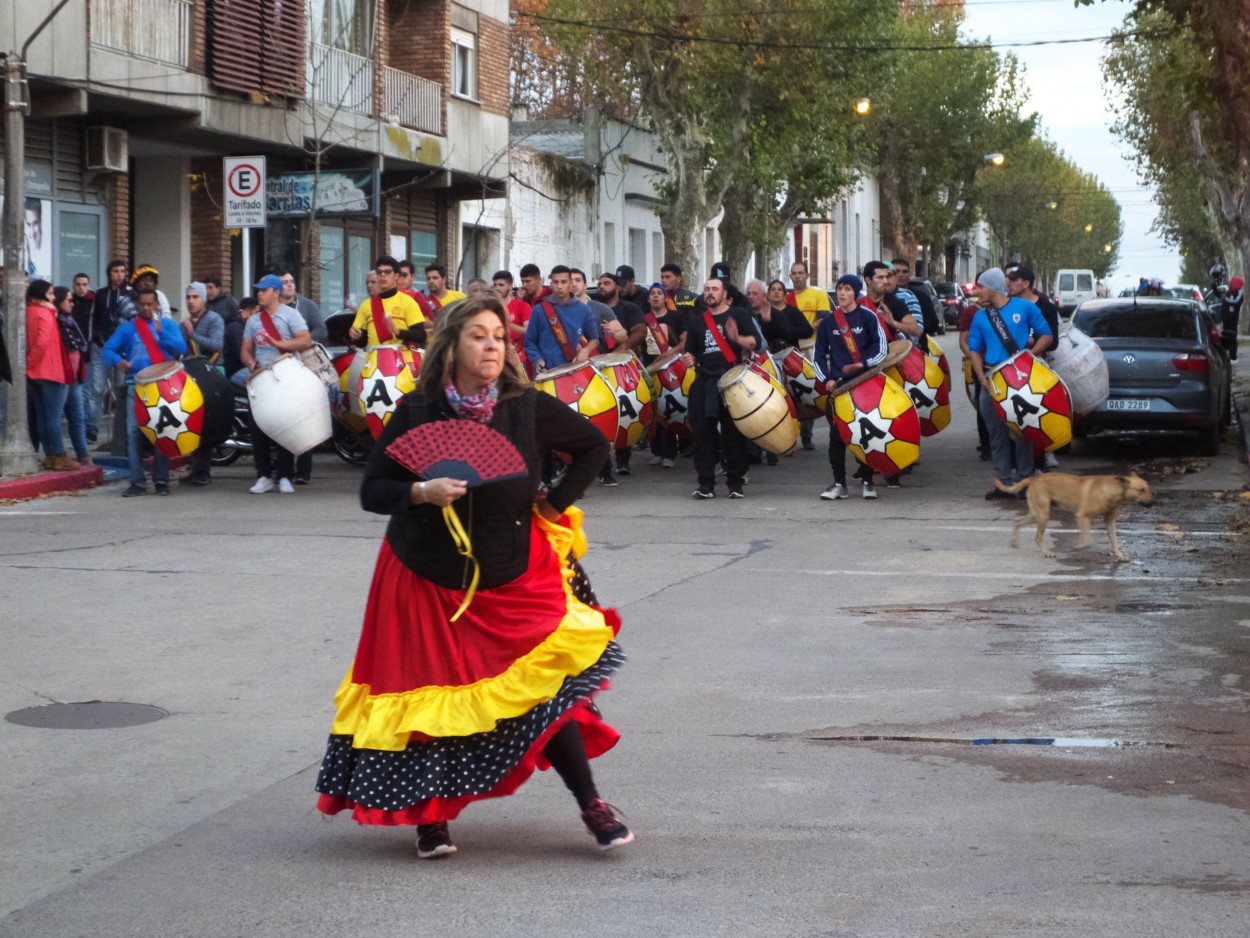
[2,337,1249,937]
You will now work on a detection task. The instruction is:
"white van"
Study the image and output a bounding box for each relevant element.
[1054,269,1096,315]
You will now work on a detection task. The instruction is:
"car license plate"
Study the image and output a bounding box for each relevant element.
[1106,399,1150,411]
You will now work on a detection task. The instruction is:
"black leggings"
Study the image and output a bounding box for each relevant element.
[542,721,599,809]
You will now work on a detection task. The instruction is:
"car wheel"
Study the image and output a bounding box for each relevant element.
[1197,422,1220,457]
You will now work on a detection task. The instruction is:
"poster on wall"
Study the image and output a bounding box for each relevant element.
[24,198,54,280]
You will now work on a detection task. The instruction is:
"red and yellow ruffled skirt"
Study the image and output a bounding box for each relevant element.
[315,508,624,825]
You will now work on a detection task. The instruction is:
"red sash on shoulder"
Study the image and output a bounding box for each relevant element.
[703,310,738,363]
[369,294,395,343]
[135,318,165,365]
[830,307,863,366]
[259,311,285,343]
[402,288,434,320]
[427,293,443,311]
[645,311,670,354]
[540,300,580,364]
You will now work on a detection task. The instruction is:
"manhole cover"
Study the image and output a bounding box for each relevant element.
[5,701,168,729]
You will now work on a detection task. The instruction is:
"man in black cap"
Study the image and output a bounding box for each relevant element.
[614,265,649,309]
[597,272,648,481]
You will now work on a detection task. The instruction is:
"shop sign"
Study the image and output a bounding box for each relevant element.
[223,156,267,228]
[265,170,380,218]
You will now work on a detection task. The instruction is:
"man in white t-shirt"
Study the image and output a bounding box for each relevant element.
[241,274,312,494]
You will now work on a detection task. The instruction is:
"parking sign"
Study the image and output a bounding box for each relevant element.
[224,156,267,228]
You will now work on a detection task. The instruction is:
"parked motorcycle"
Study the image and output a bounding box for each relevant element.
[209,393,371,466]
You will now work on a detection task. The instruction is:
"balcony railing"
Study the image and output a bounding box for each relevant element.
[90,0,190,68]
[382,67,442,136]
[307,42,373,116]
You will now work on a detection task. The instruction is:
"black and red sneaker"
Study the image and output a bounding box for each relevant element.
[416,821,457,859]
[580,799,634,851]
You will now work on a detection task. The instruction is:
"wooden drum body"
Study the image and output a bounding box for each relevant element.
[359,344,423,439]
[247,353,333,456]
[591,351,654,449]
[133,358,232,457]
[534,359,620,445]
[831,372,921,476]
[988,350,1074,453]
[718,362,798,454]
[884,344,952,437]
[647,350,695,442]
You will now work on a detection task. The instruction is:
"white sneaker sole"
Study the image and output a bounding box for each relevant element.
[597,829,635,852]
[416,843,457,859]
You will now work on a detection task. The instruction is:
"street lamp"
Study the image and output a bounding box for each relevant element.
[854,98,871,115]
[1104,244,1113,253]
[985,153,1005,166]
[1084,224,1093,233]
[1046,201,1058,210]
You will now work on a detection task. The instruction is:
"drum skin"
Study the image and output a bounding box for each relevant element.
[649,350,695,442]
[989,350,1073,453]
[133,359,230,457]
[534,360,619,445]
[776,347,829,420]
[359,345,422,440]
[884,345,951,437]
[591,351,654,449]
[718,363,798,455]
[832,373,921,476]
[247,354,333,456]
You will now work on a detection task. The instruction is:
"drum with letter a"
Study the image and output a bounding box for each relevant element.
[718,362,798,454]
[534,359,619,445]
[831,372,921,476]
[590,351,654,449]
[332,349,368,432]
[647,350,695,442]
[133,358,232,457]
[247,353,332,456]
[359,344,423,439]
[924,334,953,400]
[988,350,1073,453]
[775,346,828,420]
[883,344,951,437]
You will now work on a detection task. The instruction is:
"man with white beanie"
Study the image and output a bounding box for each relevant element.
[966,268,1052,499]
[178,282,225,487]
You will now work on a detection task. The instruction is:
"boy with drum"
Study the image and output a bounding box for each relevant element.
[814,274,889,501]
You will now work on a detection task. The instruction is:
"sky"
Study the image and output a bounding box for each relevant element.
[958,0,1181,289]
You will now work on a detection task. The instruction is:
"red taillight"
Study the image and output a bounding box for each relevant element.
[1173,353,1209,372]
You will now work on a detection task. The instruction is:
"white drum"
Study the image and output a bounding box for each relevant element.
[247,353,333,456]
[1049,325,1109,415]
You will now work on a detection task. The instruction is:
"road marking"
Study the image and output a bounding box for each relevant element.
[751,568,1250,584]
[0,511,80,516]
[925,524,1235,538]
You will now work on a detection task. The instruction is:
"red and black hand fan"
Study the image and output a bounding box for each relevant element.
[385,420,528,486]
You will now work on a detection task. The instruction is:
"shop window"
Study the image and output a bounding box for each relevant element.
[451,28,477,101]
[57,208,103,286]
[317,220,375,311]
[410,230,438,291]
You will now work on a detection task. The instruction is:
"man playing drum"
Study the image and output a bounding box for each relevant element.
[967,268,1052,500]
[682,277,758,500]
[785,261,831,450]
[523,266,600,374]
[242,275,313,494]
[814,275,890,501]
[349,256,427,348]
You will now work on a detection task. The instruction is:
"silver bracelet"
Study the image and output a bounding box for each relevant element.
[419,481,427,499]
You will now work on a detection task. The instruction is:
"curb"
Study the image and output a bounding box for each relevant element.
[0,464,105,503]
[1235,392,1250,480]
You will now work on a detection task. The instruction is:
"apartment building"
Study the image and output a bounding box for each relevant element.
[2,0,508,308]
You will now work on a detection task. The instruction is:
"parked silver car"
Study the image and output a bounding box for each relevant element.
[1071,298,1231,455]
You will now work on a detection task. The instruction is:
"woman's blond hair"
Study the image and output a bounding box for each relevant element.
[416,296,529,401]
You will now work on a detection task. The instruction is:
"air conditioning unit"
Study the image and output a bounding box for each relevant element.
[85,126,128,173]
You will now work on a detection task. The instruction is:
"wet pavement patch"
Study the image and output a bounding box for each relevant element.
[5,701,168,729]
[808,733,1184,749]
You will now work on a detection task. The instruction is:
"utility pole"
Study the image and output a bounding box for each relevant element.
[1,0,75,478]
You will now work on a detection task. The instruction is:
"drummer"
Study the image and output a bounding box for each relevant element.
[102,288,188,497]
[863,261,922,343]
[180,282,225,488]
[645,282,686,469]
[814,274,889,501]
[681,277,757,500]
[966,268,1052,499]
[241,274,313,495]
[349,256,427,348]
[750,280,813,354]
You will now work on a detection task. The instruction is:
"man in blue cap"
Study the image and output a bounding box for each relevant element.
[241,274,313,494]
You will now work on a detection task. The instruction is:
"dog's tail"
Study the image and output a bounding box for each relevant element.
[994,478,1034,494]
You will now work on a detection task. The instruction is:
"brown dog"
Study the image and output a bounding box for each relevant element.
[994,472,1153,561]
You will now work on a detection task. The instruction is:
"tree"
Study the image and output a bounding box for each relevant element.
[869,5,1033,277]
[978,135,1123,285]
[1100,3,1250,283]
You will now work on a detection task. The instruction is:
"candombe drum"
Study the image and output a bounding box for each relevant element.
[924,334,953,401]
[133,357,233,457]
[246,353,333,456]
[717,362,798,454]
[751,351,801,444]
[884,344,951,437]
[332,348,369,433]
[831,371,922,476]
[533,359,619,446]
[988,350,1073,453]
[775,346,828,420]
[961,357,976,405]
[647,349,695,443]
[590,351,654,449]
[359,344,423,439]
[1048,325,1108,415]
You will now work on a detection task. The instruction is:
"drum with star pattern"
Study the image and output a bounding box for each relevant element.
[883,344,951,437]
[988,350,1073,453]
[590,351,654,449]
[831,372,921,476]
[359,345,424,439]
[133,358,232,457]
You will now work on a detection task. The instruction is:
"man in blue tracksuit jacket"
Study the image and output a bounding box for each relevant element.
[814,274,889,501]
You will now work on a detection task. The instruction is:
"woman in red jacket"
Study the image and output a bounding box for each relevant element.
[26,279,77,471]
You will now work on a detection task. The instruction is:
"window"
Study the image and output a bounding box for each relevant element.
[410,230,438,292]
[309,0,374,55]
[316,221,375,311]
[628,227,646,273]
[1077,273,1094,291]
[451,28,477,100]
[652,232,663,271]
[603,222,616,269]
[1059,273,1075,291]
